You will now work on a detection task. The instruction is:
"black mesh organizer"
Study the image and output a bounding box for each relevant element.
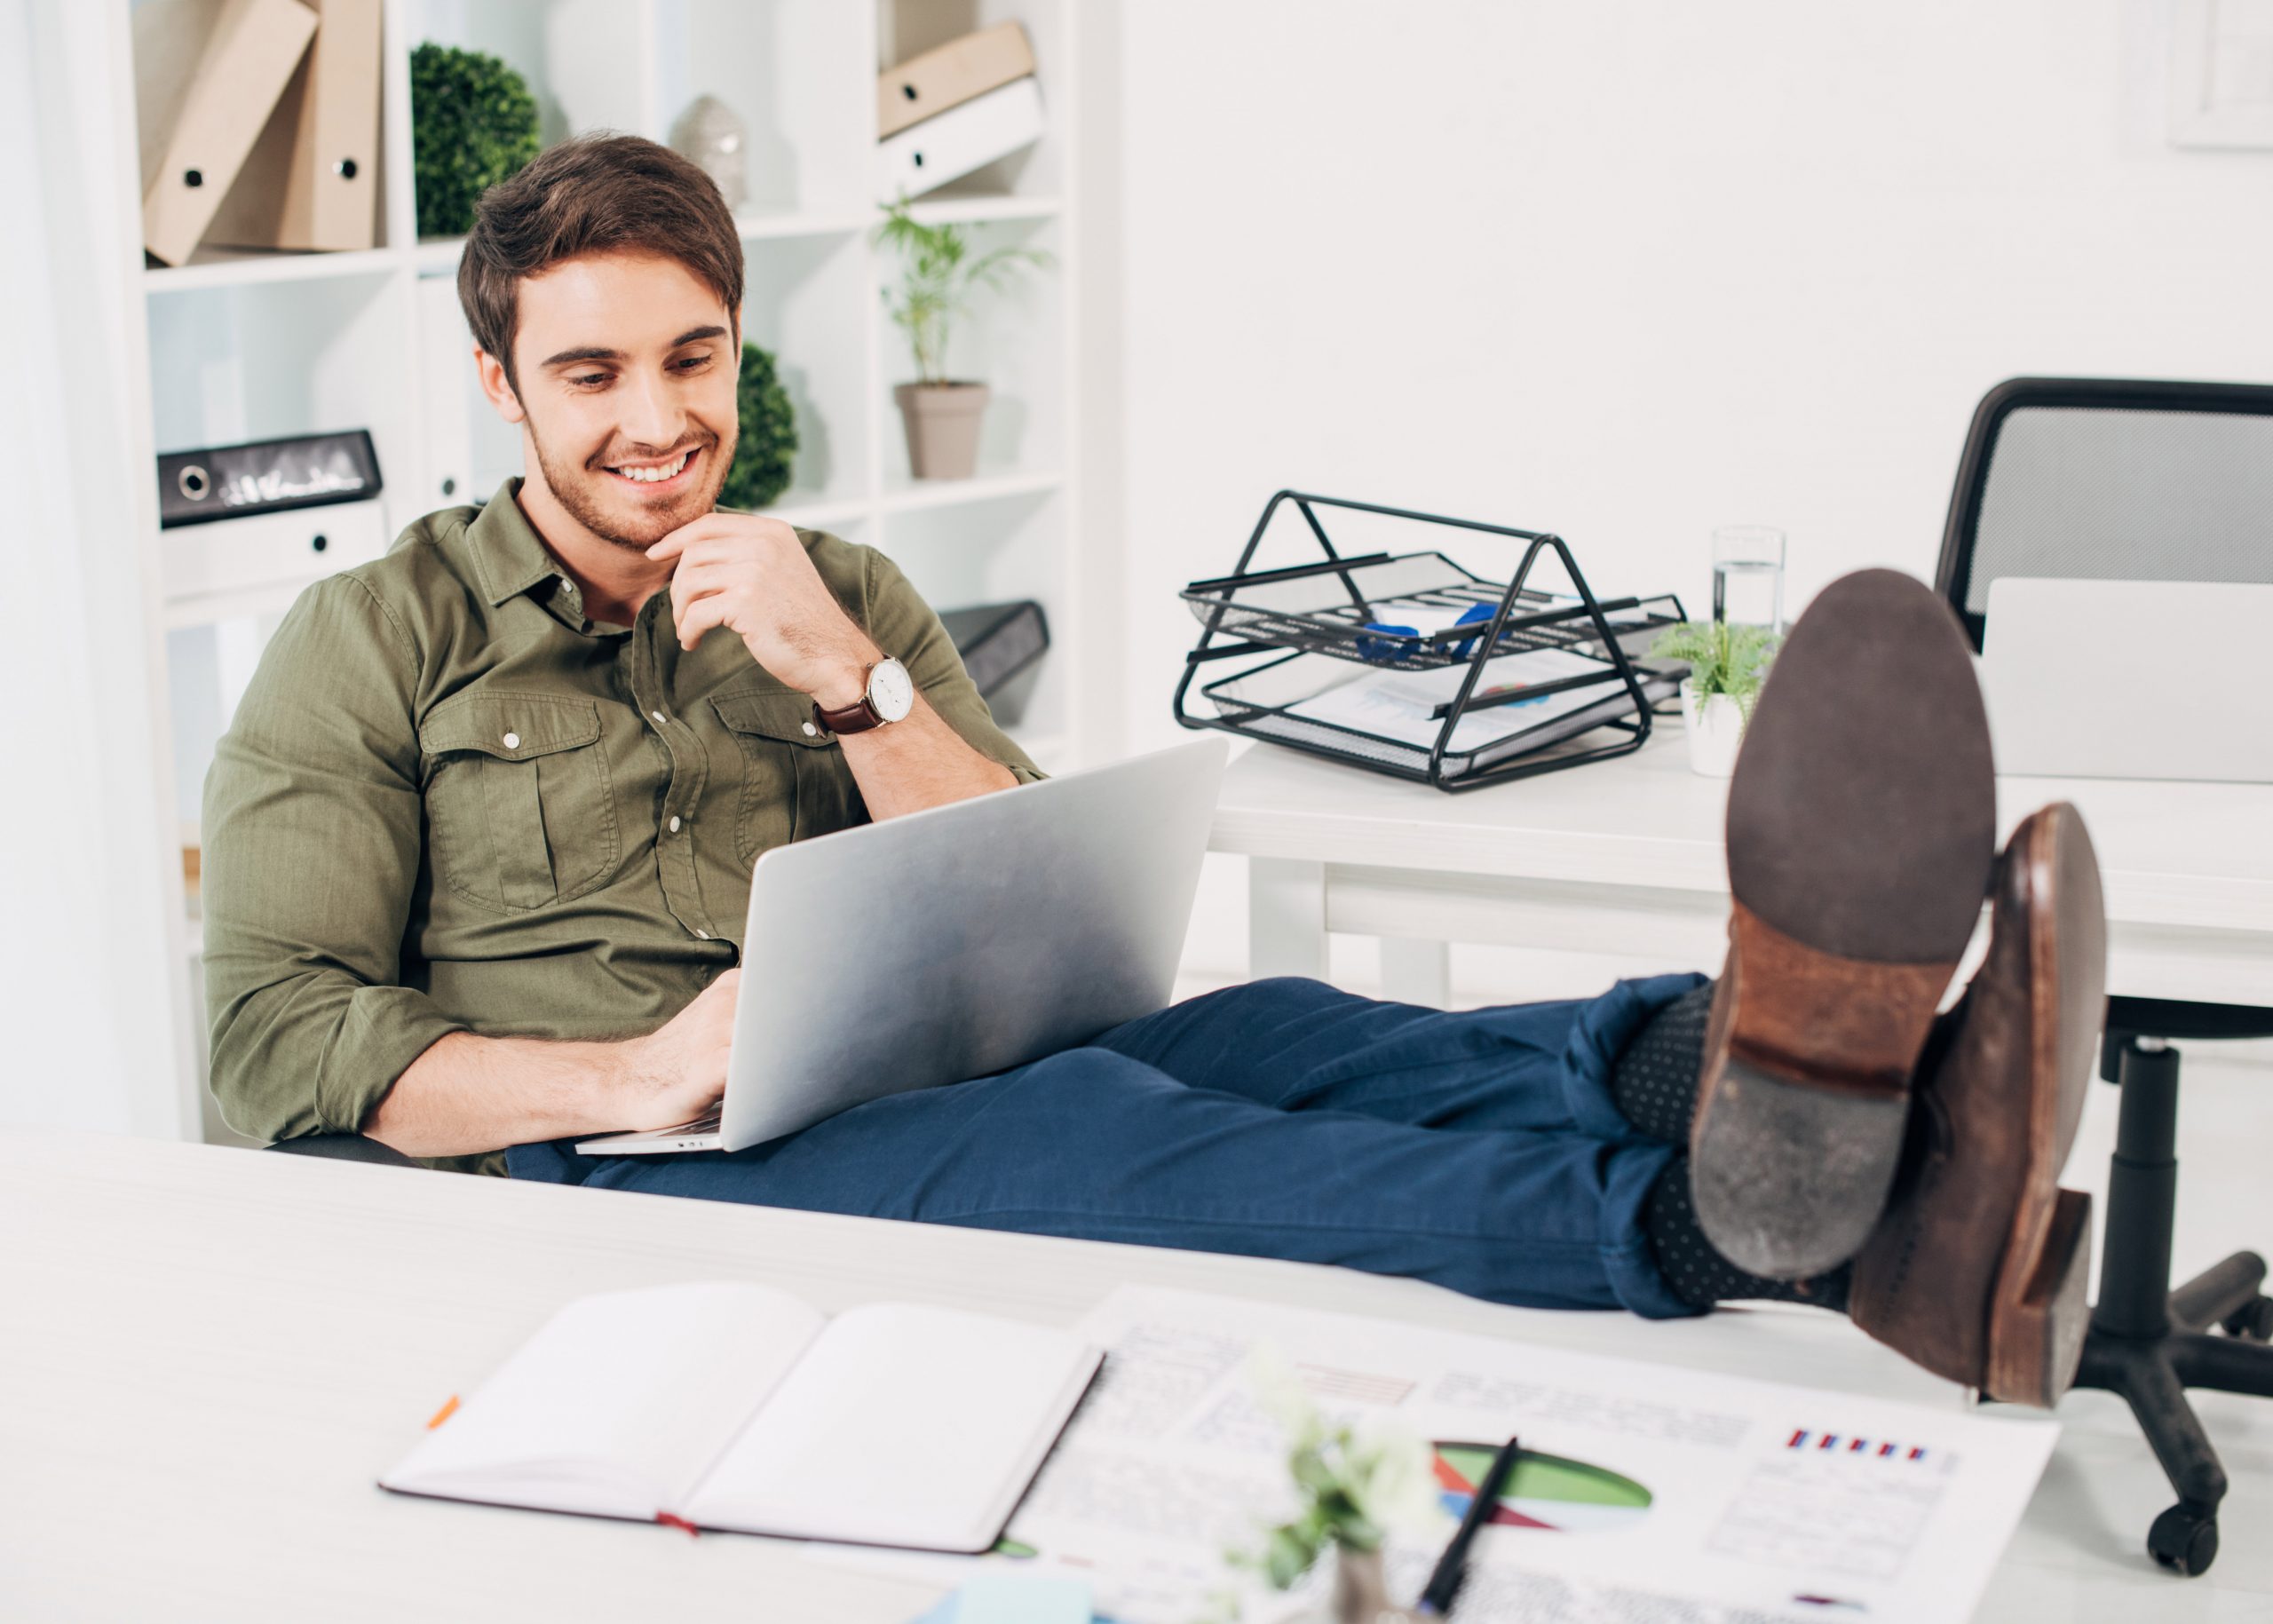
[1173,492,1687,791]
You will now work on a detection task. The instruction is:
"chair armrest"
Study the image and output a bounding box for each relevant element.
[265,1134,422,1168]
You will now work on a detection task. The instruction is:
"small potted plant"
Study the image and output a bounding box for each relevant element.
[717,340,798,511]
[1213,1352,1437,1624]
[409,43,543,239]
[875,198,1049,480]
[1649,621,1780,778]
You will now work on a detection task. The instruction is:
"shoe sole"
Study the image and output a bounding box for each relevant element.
[1982,805,2106,1406]
[1691,569,1997,1279]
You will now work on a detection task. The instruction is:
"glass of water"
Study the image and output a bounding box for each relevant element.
[1712,526,1786,634]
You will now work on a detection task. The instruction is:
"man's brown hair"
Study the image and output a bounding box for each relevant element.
[457,132,744,389]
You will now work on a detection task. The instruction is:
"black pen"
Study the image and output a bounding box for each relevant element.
[1416,1434,1521,1617]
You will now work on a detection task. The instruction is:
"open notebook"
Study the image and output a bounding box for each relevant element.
[381,1282,1102,1552]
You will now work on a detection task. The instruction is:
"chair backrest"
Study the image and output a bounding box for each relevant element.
[1933,377,2273,652]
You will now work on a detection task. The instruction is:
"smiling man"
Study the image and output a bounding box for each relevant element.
[203,138,2109,1409]
[202,136,1031,1172]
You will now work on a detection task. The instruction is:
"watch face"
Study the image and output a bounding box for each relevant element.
[868,657,915,723]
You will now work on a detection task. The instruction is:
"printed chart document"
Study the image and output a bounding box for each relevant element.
[381,1282,1101,1553]
[816,1287,2058,1622]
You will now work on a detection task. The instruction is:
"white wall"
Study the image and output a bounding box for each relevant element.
[1116,0,2273,989]
[0,0,197,1137]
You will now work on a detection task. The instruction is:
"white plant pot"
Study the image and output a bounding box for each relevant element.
[1679,679,1746,779]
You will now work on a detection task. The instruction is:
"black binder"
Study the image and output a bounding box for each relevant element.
[939,599,1049,726]
[158,429,383,528]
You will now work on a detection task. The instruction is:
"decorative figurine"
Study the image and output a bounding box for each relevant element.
[669,94,748,210]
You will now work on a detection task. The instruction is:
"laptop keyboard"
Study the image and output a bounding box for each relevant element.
[672,1108,724,1134]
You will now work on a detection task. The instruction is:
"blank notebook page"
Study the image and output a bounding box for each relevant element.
[680,1303,1097,1549]
[383,1281,822,1520]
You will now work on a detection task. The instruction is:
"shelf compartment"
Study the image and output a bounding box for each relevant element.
[741,230,871,515]
[656,0,872,217]
[877,212,1063,493]
[406,0,650,155]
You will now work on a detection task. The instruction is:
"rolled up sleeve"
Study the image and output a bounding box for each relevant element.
[860,548,1046,784]
[202,574,464,1141]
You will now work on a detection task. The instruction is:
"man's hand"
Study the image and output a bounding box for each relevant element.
[608,968,741,1130]
[647,514,877,708]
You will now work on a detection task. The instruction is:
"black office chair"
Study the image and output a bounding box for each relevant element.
[1936,376,2273,1577]
[266,1134,421,1167]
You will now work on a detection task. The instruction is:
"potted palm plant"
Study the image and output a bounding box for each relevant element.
[1649,621,1780,778]
[1211,1353,1437,1624]
[876,198,1050,480]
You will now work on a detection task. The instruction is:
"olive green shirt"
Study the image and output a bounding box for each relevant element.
[202,480,1041,1171]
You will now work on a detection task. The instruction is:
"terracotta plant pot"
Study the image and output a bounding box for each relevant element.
[1679,677,1747,779]
[894,380,991,480]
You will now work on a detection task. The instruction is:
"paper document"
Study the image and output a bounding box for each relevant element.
[815,1287,2057,1623]
[1285,648,1633,754]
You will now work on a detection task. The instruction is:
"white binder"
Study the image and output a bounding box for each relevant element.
[875,75,1045,203]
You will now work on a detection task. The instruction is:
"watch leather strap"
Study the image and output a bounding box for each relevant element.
[812,689,884,734]
[813,664,886,735]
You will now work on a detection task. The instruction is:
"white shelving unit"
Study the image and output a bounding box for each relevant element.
[118,0,1103,1138]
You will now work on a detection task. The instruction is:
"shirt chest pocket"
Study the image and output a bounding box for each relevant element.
[710,686,867,868]
[420,693,619,913]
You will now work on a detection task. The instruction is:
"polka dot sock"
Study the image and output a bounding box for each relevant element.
[1609,979,1717,1145]
[1644,1155,1852,1312]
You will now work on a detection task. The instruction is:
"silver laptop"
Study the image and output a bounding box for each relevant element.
[576,738,1229,1155]
[1980,577,2273,783]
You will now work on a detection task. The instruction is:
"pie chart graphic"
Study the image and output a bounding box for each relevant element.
[1431,1441,1653,1534]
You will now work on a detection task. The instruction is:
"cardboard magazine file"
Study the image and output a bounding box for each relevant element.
[135,0,319,265]
[877,21,1038,140]
[208,0,384,252]
[875,75,1045,205]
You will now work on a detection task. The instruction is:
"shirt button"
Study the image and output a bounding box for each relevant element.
[502,732,519,749]
[801,722,819,737]
[668,815,682,834]
[650,709,667,727]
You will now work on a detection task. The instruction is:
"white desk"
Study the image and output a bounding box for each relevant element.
[4,1129,2269,1620]
[1210,732,2273,1010]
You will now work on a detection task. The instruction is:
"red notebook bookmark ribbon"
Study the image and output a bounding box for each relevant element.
[655,1512,701,1538]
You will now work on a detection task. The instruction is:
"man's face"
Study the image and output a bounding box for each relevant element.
[491,250,739,551]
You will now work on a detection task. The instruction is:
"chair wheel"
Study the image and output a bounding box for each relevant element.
[2148,1504,2219,1576]
[2222,1296,2273,1342]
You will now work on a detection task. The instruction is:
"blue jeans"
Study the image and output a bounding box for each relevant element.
[508,974,1707,1318]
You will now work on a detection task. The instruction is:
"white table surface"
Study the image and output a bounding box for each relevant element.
[4,1129,2268,1621]
[1209,732,2273,1008]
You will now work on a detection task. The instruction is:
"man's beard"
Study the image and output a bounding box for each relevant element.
[528,418,734,551]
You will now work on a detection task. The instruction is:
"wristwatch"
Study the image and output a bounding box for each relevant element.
[812,656,915,735]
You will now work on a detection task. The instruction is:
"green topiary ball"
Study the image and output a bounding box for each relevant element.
[719,342,798,511]
[411,42,543,239]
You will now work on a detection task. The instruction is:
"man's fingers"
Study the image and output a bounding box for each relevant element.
[673,594,735,652]
[646,513,797,563]
[644,512,731,562]
[668,560,733,629]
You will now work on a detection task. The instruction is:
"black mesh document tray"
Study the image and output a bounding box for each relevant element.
[1172,492,1686,791]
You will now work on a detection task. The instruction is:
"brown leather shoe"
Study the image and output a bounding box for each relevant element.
[1690,569,1998,1279]
[1849,803,2107,1408]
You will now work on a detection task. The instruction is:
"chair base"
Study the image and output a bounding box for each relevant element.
[2072,1033,2273,1578]
[2072,1251,2273,1577]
